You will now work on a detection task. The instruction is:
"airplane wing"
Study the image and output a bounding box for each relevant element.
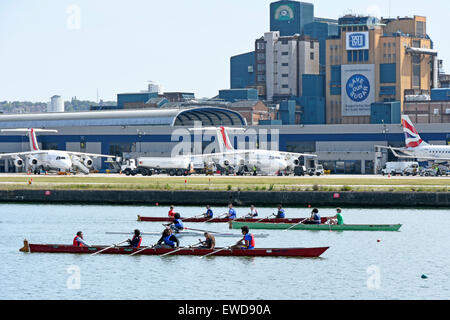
[64,151,115,159]
[188,150,316,160]
[0,151,49,158]
[375,145,450,161]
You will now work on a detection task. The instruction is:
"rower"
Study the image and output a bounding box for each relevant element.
[232,226,255,250]
[304,208,321,225]
[156,228,180,249]
[245,205,258,218]
[167,213,184,233]
[168,205,177,218]
[204,205,214,218]
[200,232,216,249]
[127,229,142,248]
[329,208,344,225]
[73,231,90,247]
[276,204,286,219]
[226,203,237,220]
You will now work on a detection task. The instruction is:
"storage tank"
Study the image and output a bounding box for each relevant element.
[49,95,64,113]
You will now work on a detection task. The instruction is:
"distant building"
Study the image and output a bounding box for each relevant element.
[230,52,255,89]
[48,95,64,113]
[326,15,436,124]
[270,0,314,36]
[258,32,319,102]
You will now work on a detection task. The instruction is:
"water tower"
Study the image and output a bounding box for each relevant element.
[49,95,64,113]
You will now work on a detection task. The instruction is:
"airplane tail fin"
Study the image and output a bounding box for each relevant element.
[188,127,244,153]
[401,116,429,148]
[1,128,58,151]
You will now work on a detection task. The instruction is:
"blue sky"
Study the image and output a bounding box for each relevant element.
[0,0,449,102]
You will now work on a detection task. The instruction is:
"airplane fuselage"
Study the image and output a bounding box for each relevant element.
[31,150,72,172]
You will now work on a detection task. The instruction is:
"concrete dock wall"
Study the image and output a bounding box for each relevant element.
[0,189,448,207]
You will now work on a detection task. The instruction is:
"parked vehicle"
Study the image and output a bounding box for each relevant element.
[308,165,324,176]
[382,162,419,176]
[120,157,193,176]
[294,166,307,176]
[403,163,419,176]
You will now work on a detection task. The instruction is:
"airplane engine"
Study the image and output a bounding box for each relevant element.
[83,157,93,167]
[14,157,24,168]
[220,159,231,167]
[29,157,39,166]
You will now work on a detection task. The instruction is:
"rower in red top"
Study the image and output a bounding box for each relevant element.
[232,226,255,250]
[73,231,90,247]
[127,229,142,248]
[168,205,177,218]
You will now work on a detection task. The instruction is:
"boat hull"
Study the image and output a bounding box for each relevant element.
[20,241,329,258]
[231,221,402,232]
[138,215,329,224]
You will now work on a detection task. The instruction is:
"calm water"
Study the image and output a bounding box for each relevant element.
[1,203,449,300]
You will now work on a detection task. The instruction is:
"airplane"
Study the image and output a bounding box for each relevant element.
[377,115,450,163]
[189,127,317,175]
[0,128,115,174]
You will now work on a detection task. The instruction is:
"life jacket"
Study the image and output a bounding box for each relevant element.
[163,235,176,247]
[168,209,175,217]
[173,219,184,230]
[228,208,237,219]
[206,209,213,218]
[130,235,142,248]
[277,209,285,218]
[314,213,321,223]
[244,233,255,250]
[73,236,84,247]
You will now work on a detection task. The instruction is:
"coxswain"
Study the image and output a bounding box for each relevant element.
[246,205,258,218]
[167,213,184,233]
[204,205,214,218]
[127,229,142,248]
[156,228,180,249]
[232,226,255,250]
[200,232,216,249]
[329,208,344,225]
[305,208,321,225]
[226,203,237,220]
[168,205,177,218]
[73,231,90,247]
[276,204,286,219]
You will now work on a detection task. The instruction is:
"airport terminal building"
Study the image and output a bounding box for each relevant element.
[0,108,448,174]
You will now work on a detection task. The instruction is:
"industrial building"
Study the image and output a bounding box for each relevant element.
[326,15,437,125]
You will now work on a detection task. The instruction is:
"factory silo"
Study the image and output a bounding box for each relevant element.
[49,95,65,112]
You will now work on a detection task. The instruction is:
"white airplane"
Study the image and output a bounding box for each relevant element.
[189,127,317,175]
[0,128,114,174]
[378,115,450,163]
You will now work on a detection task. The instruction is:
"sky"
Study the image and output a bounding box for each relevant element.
[0,0,449,103]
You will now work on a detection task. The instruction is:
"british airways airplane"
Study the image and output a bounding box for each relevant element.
[0,128,114,174]
[381,115,450,163]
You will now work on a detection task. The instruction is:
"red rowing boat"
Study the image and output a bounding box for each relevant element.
[19,240,329,258]
[137,215,330,224]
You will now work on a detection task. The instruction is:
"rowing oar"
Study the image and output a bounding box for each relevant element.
[160,241,203,257]
[204,213,227,223]
[283,218,309,232]
[129,243,157,256]
[91,239,129,256]
[229,213,275,230]
[199,245,232,259]
[183,227,221,234]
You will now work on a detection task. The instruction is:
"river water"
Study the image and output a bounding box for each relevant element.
[1,203,449,300]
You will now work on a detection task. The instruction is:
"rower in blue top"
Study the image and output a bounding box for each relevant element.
[203,205,213,218]
[226,203,237,220]
[276,204,286,219]
[165,213,184,232]
[304,208,321,225]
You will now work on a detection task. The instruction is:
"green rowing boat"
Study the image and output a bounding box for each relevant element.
[231,221,402,232]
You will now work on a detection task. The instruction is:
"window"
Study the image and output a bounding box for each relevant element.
[347,51,352,62]
[364,50,369,61]
[281,40,289,45]
[257,75,266,82]
[257,64,265,71]
[310,41,314,49]
[257,53,265,60]
[310,52,314,60]
[412,55,421,88]
[281,52,289,56]
[281,63,288,67]
[282,74,289,77]
[353,51,357,62]
[282,84,289,88]
[416,21,425,37]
